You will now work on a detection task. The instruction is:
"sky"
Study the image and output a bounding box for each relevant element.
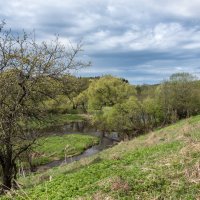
[1,0,200,84]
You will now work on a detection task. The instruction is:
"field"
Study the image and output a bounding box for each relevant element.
[3,115,199,199]
[30,134,99,166]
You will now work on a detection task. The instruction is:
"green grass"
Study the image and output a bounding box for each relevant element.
[3,115,200,199]
[27,113,85,130]
[29,134,99,166]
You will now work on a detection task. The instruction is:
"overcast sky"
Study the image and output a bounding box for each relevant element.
[1,0,200,84]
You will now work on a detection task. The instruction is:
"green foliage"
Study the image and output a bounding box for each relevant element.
[157,72,200,121]
[136,84,158,100]
[92,107,113,133]
[94,96,163,139]
[60,75,91,111]
[87,72,200,140]
[74,90,88,113]
[43,95,71,114]
[142,97,164,127]
[105,96,142,138]
[87,75,136,110]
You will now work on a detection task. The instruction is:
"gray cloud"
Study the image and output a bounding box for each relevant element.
[1,0,200,83]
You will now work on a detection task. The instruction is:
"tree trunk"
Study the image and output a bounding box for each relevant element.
[100,131,105,144]
[2,166,12,191]
[12,163,19,189]
[1,155,15,191]
[82,103,87,113]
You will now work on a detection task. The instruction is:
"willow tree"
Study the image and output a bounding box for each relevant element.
[0,24,87,191]
[87,75,136,111]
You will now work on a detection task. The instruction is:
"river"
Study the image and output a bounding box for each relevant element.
[35,121,119,172]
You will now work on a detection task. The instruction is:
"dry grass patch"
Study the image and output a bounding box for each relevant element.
[110,177,131,193]
[184,161,200,184]
[97,177,114,188]
[180,141,200,156]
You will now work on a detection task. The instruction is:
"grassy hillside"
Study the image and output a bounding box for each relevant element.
[4,115,200,199]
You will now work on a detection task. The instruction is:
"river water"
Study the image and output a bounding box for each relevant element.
[36,121,119,172]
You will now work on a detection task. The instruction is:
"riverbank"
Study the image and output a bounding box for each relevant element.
[19,118,119,174]
[36,135,117,172]
[27,134,99,168]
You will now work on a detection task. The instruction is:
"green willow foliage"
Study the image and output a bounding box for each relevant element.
[88,73,200,139]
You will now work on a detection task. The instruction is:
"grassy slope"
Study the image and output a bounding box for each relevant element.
[30,134,99,166]
[4,116,200,200]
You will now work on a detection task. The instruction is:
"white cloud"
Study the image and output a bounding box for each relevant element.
[1,0,200,83]
[82,23,200,53]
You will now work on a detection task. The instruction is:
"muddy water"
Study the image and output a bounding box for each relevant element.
[36,121,119,172]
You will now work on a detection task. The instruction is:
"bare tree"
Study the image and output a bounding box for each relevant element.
[0,23,88,191]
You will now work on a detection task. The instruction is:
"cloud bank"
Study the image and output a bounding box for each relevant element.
[1,0,200,84]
